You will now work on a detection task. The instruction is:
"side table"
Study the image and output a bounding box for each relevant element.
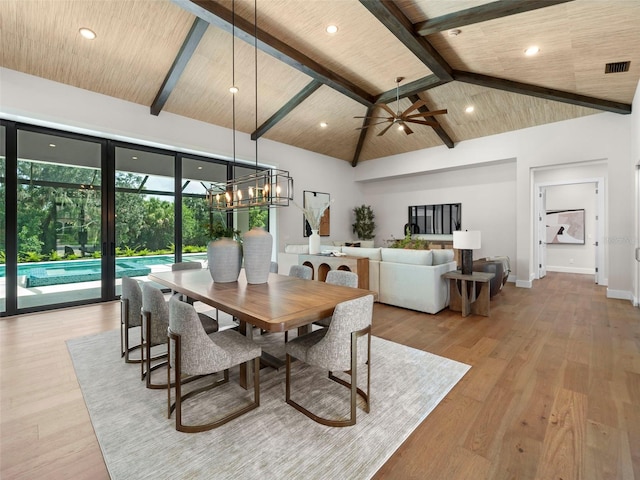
[442,271,495,317]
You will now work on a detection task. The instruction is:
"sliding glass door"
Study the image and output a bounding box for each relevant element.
[114,145,175,296]
[15,129,103,310]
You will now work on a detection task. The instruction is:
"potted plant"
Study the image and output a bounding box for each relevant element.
[352,205,375,241]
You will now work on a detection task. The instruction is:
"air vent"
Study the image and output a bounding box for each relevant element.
[605,61,630,74]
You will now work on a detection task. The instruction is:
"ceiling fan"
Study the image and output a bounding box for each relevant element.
[355,77,447,136]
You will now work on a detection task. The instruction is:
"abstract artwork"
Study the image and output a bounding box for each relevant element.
[546,209,585,244]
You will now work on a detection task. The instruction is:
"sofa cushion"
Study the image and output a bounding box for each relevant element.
[432,249,454,265]
[341,246,382,261]
[380,248,433,266]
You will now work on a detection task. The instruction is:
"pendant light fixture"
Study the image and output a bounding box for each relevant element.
[207,0,293,212]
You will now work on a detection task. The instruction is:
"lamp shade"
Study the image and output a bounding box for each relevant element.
[453,230,481,250]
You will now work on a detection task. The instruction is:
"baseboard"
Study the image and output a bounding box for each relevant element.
[607,288,633,303]
[516,279,533,288]
[547,266,595,275]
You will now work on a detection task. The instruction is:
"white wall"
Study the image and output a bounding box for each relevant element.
[360,161,516,267]
[0,68,363,253]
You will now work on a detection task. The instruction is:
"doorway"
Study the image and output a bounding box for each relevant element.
[535,177,605,285]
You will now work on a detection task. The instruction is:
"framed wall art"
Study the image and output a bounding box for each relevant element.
[545,209,585,244]
[303,190,330,237]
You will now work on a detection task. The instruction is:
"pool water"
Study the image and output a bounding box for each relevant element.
[0,254,190,287]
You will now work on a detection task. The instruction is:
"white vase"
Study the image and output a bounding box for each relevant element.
[207,238,242,283]
[242,227,273,284]
[309,229,321,254]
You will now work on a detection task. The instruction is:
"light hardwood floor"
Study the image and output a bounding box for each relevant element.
[1,273,639,479]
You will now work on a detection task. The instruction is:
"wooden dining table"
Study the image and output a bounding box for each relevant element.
[148,268,375,388]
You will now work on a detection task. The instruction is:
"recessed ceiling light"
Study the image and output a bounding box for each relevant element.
[79,27,97,40]
[326,25,338,34]
[197,166,203,170]
[524,46,540,56]
[320,122,328,128]
[465,106,474,113]
[448,29,461,37]
[49,143,56,147]
[229,86,239,94]
[132,156,138,160]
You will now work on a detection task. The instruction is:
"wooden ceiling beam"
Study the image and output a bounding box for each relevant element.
[376,75,449,104]
[359,0,453,81]
[173,0,375,107]
[414,0,575,36]
[251,81,322,140]
[408,95,454,149]
[453,70,632,114]
[150,17,208,116]
[351,105,376,167]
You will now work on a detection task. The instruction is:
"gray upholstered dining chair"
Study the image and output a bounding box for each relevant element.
[269,261,279,274]
[289,264,312,280]
[167,296,261,433]
[171,261,202,303]
[141,283,219,388]
[285,294,374,427]
[171,260,220,322]
[284,264,313,342]
[121,276,143,364]
[314,270,358,328]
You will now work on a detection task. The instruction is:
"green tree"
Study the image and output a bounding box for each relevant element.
[138,197,175,251]
[249,207,268,229]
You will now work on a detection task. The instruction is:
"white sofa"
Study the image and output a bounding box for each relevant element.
[277,245,456,314]
[378,248,456,314]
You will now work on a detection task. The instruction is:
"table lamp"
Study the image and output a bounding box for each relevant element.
[453,230,481,275]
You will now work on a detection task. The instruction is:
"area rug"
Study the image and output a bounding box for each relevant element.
[67,328,470,480]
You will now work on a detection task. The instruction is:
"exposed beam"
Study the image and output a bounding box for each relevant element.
[352,105,376,167]
[408,95,454,149]
[251,81,323,140]
[376,75,448,104]
[414,0,574,36]
[150,17,208,116]
[359,0,453,81]
[453,70,632,114]
[173,0,375,107]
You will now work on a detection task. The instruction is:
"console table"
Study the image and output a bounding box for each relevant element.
[299,254,369,290]
[442,271,495,317]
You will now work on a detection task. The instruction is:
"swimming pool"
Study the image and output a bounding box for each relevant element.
[0,255,187,287]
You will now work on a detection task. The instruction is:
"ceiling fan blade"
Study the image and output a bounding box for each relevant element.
[400,99,427,117]
[355,120,394,130]
[353,115,392,120]
[404,109,448,119]
[401,123,414,135]
[377,122,395,136]
[404,119,439,127]
[376,103,397,118]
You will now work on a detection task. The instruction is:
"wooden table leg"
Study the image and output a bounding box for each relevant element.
[238,320,253,389]
[470,281,491,316]
[461,279,470,317]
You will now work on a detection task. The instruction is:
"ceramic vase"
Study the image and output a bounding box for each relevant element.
[309,229,321,254]
[207,237,242,283]
[242,227,273,284]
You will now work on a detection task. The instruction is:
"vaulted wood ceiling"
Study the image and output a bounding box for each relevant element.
[1,0,638,165]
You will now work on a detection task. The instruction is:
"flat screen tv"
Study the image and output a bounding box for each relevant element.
[407,203,461,235]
